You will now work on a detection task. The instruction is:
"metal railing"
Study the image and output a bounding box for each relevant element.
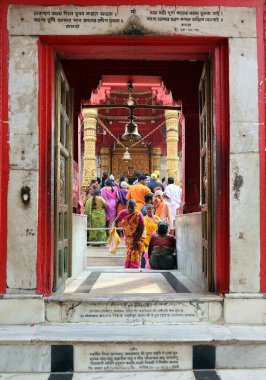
[86,226,125,247]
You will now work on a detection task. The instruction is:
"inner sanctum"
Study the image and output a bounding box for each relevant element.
[82,75,182,187]
[62,59,204,214]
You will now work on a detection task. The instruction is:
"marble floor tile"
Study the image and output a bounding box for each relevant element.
[64,270,92,293]
[0,375,49,380]
[73,371,196,379]
[89,272,177,295]
[0,345,50,372]
[216,344,266,368]
[218,369,266,379]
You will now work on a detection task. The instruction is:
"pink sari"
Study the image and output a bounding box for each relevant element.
[101,186,118,223]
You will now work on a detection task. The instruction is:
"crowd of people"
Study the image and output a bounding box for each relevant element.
[84,170,182,270]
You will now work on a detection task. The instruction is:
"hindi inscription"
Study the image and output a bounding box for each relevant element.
[75,343,191,371]
[8,5,256,37]
[57,301,210,323]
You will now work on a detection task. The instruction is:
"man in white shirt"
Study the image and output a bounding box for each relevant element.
[163,177,182,225]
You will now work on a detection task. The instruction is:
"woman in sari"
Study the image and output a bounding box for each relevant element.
[153,190,174,235]
[114,199,145,268]
[148,221,176,270]
[141,204,161,268]
[116,181,129,214]
[100,179,118,227]
[85,189,107,243]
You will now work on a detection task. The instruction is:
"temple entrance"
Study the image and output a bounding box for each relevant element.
[46,36,229,294]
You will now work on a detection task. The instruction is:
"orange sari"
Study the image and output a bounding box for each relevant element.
[119,210,145,268]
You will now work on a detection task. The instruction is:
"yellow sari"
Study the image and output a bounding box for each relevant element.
[143,215,161,249]
[143,215,160,268]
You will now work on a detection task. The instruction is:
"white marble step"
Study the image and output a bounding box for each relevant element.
[47,268,223,324]
[1,324,266,373]
[86,245,126,266]
[46,292,223,324]
[86,253,125,266]
[1,371,266,380]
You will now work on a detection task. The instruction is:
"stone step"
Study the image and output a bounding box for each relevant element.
[86,251,125,266]
[2,371,266,379]
[46,292,223,324]
[86,246,126,266]
[0,324,266,374]
[48,268,223,324]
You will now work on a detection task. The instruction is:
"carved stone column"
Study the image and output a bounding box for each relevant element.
[165,109,180,185]
[82,108,97,195]
[100,147,110,175]
[151,147,161,174]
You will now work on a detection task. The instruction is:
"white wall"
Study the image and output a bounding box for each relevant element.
[176,213,206,290]
[72,213,87,278]
[7,36,39,291]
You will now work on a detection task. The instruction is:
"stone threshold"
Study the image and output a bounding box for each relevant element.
[1,325,266,374]
[1,323,266,344]
[47,292,223,302]
[5,370,266,380]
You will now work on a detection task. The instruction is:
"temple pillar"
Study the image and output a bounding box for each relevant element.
[82,108,97,195]
[151,147,161,174]
[100,147,110,175]
[165,109,180,185]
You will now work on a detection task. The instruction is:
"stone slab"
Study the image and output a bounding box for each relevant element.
[9,36,39,135]
[229,38,258,123]
[224,298,266,324]
[1,371,266,380]
[75,343,192,372]
[8,5,256,37]
[46,298,223,324]
[217,369,266,380]
[7,169,39,290]
[0,376,49,380]
[89,272,177,294]
[216,344,266,369]
[229,153,260,293]
[0,345,50,372]
[2,323,266,344]
[0,298,44,325]
[72,213,87,278]
[230,122,259,155]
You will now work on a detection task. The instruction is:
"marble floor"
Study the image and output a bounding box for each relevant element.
[63,267,203,295]
[1,370,266,379]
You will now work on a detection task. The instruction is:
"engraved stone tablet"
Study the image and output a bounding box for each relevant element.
[8,5,256,38]
[75,343,192,371]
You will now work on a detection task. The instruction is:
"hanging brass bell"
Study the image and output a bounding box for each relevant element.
[122,148,131,160]
[122,115,141,141]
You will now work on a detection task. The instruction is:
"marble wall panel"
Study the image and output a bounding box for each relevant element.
[216,344,266,369]
[72,214,87,278]
[7,170,39,290]
[9,134,39,171]
[0,299,45,324]
[9,36,39,135]
[7,36,39,291]
[230,122,259,154]
[224,298,266,324]
[0,345,50,372]
[176,213,206,290]
[229,38,258,123]
[229,153,260,292]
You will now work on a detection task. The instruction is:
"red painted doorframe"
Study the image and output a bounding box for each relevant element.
[0,0,264,295]
[36,35,230,294]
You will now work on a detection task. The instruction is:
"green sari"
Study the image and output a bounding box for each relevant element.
[85,195,107,242]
